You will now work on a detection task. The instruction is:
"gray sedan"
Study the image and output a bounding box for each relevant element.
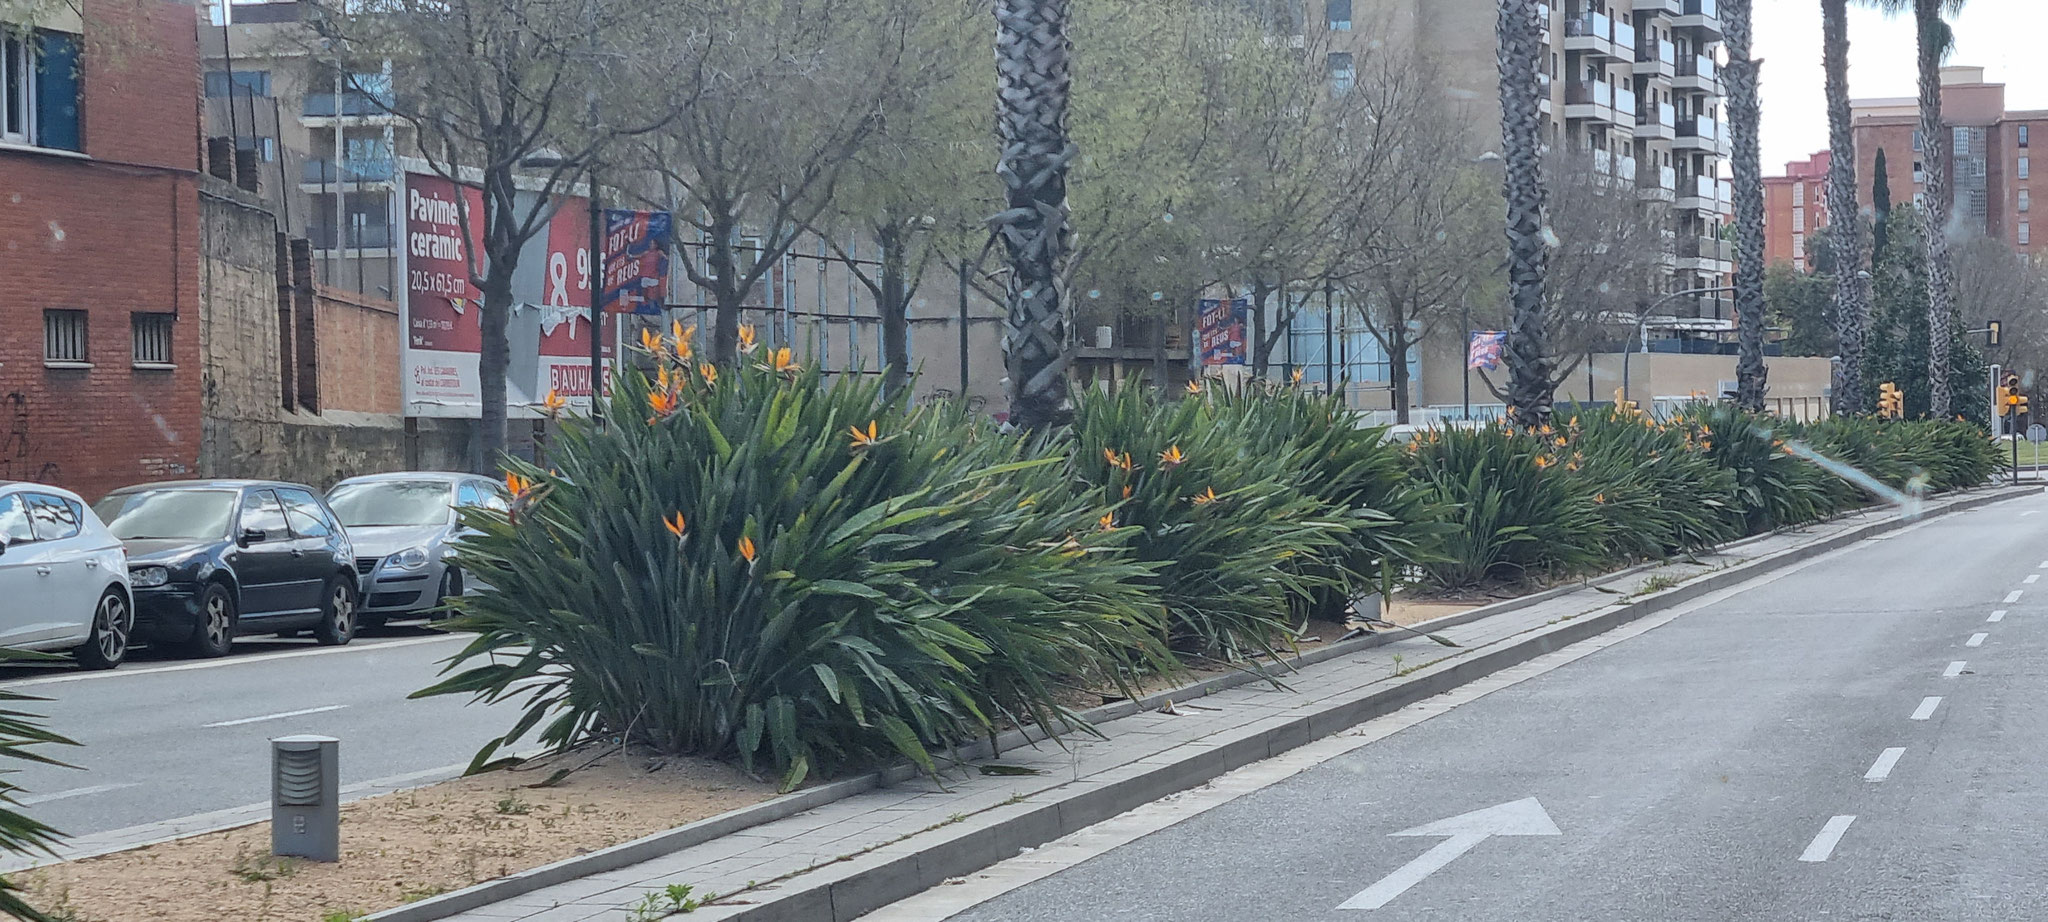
[325,473,506,630]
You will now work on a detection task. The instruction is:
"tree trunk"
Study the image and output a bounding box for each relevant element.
[708,213,741,363]
[474,256,516,473]
[1725,0,1769,413]
[1823,0,1869,416]
[1497,0,1553,426]
[1918,0,1955,417]
[879,223,911,397]
[1389,331,1413,424]
[994,0,1075,431]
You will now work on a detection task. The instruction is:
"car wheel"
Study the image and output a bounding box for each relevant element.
[74,588,131,670]
[186,583,236,658]
[313,578,356,646]
[436,566,464,614]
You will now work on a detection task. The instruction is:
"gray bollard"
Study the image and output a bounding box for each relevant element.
[271,734,340,862]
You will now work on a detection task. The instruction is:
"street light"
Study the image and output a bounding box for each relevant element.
[1620,285,1737,403]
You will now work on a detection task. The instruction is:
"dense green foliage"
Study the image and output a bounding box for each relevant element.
[430,363,1999,784]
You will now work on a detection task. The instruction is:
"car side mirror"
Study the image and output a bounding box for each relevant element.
[239,527,268,546]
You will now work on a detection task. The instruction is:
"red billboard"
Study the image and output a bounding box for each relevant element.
[403,175,485,353]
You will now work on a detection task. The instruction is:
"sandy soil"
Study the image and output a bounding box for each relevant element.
[21,749,774,922]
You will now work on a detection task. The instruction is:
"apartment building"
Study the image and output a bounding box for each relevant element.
[1853,66,2046,256]
[1762,150,1830,271]
[201,0,405,302]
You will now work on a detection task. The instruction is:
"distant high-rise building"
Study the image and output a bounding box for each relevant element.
[1852,66,2044,257]
[1762,151,1830,272]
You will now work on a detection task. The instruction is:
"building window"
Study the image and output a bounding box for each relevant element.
[1913,160,1925,184]
[131,313,173,366]
[1792,233,1805,260]
[203,69,271,98]
[2022,221,2032,246]
[1,27,80,151]
[1792,208,1805,232]
[2023,157,2032,180]
[1327,52,1354,95]
[1792,183,1804,206]
[1913,129,1924,152]
[2022,190,2031,213]
[43,309,86,364]
[1325,0,1351,30]
[2023,124,2032,148]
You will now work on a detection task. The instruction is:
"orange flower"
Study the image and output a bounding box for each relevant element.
[638,327,664,355]
[648,388,679,421]
[1291,368,1305,385]
[770,347,799,373]
[737,324,759,354]
[737,536,757,564]
[1554,435,1567,447]
[699,363,718,385]
[663,512,687,538]
[656,364,674,393]
[1104,449,1136,472]
[1534,455,1551,469]
[1098,512,1116,531]
[505,471,534,499]
[1159,445,1186,468]
[1190,487,1219,505]
[1121,485,1133,499]
[541,389,567,416]
[1185,380,1202,395]
[671,321,697,363]
[1594,492,1606,504]
[848,420,880,449]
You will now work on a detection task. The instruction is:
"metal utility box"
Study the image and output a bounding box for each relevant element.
[271,735,340,862]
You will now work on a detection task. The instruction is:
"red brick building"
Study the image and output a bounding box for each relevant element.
[1852,66,2046,257]
[0,0,205,501]
[1763,151,1831,272]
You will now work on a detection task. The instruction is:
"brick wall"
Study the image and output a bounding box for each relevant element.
[313,286,401,415]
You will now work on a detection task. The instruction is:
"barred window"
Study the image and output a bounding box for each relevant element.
[43,309,86,363]
[132,312,174,365]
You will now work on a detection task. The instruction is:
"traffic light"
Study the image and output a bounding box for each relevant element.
[2002,373,2025,419]
[1878,382,1905,419]
[1612,387,1639,416]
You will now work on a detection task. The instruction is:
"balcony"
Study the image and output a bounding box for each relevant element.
[1637,100,1677,140]
[1538,3,1552,40]
[1564,81,1619,124]
[1613,86,1639,122]
[1675,114,1728,154]
[1679,234,1734,268]
[1674,0,1724,37]
[1637,38,1677,78]
[1639,164,1678,201]
[1633,0,1682,13]
[1564,12,1619,57]
[1594,149,1613,175]
[306,223,398,251]
[1612,18,1636,53]
[1617,156,1639,182]
[302,158,396,185]
[1674,54,1719,92]
[302,91,400,120]
[1676,173,1716,211]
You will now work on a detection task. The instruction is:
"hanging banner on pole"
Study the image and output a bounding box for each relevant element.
[601,209,672,316]
[1468,331,1507,370]
[1198,297,1250,366]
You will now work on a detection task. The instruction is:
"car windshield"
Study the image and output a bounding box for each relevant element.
[93,490,238,541]
[327,481,453,528]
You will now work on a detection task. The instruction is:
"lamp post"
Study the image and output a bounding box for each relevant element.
[1621,284,1736,403]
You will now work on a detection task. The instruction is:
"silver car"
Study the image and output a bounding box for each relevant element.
[325,473,506,629]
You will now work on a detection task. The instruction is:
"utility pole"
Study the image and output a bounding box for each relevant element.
[582,0,604,428]
[958,262,971,397]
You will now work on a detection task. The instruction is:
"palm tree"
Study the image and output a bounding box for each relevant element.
[1725,0,1767,412]
[994,0,1076,430]
[1823,0,1871,415]
[1875,0,1966,416]
[1497,0,1552,426]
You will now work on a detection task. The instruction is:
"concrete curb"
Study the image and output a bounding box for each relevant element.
[360,485,2023,922]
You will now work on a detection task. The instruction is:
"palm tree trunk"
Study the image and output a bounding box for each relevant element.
[1823,0,1869,416]
[1725,0,1768,413]
[1497,0,1552,426]
[1917,0,1955,417]
[994,0,1076,431]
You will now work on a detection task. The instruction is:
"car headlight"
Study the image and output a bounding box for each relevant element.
[130,566,169,588]
[389,547,431,571]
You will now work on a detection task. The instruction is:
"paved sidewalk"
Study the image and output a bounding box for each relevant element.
[412,493,2013,922]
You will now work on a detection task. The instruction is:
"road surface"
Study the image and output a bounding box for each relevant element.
[899,493,2048,921]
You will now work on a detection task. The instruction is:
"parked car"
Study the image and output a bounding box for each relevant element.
[93,481,359,657]
[326,472,506,629]
[0,482,132,669]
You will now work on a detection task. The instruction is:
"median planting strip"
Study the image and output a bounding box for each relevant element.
[377,486,2025,922]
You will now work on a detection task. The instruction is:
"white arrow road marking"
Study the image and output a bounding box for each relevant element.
[203,705,348,728]
[1968,633,1988,647]
[1990,610,2008,622]
[1911,697,1943,720]
[1865,748,1906,782]
[1799,815,1857,862]
[1945,661,1968,677]
[1339,798,1560,911]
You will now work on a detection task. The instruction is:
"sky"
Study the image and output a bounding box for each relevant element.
[1757,0,2048,172]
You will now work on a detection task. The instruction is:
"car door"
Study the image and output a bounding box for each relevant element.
[231,489,303,618]
[275,488,342,611]
[22,492,98,645]
[0,492,55,647]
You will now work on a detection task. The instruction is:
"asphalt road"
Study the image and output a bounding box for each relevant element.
[930,493,2048,921]
[0,626,505,840]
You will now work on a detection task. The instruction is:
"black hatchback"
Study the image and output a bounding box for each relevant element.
[92,481,360,657]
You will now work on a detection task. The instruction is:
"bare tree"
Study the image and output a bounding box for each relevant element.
[1537,151,1671,392]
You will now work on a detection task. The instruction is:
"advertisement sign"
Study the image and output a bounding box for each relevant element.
[1198,297,1250,366]
[1467,331,1507,370]
[601,209,672,316]
[402,174,486,410]
[537,205,613,405]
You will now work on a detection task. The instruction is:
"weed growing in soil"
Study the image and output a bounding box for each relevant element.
[227,846,300,883]
[495,793,533,816]
[628,883,706,919]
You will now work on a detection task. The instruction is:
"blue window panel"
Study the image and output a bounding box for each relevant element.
[34,31,81,152]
